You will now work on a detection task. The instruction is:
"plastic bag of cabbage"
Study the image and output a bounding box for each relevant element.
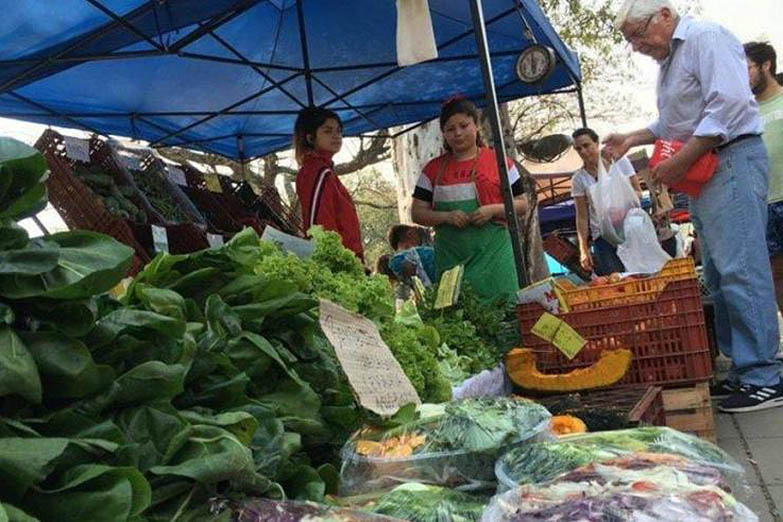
[340,397,551,495]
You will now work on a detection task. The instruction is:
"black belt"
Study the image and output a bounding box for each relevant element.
[715,134,759,152]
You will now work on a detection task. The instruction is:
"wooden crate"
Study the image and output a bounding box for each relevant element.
[662,382,715,443]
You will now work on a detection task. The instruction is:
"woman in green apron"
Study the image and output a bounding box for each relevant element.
[410,98,529,303]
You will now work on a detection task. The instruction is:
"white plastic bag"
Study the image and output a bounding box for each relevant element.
[588,159,640,246]
[617,208,671,273]
[452,363,512,400]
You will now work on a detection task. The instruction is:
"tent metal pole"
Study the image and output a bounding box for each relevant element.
[577,83,588,127]
[295,0,314,106]
[83,0,165,51]
[469,0,528,288]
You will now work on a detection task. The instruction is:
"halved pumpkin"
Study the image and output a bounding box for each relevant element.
[506,347,632,392]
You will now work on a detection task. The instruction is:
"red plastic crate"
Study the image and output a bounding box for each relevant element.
[517,278,713,388]
[543,232,591,280]
[34,130,150,276]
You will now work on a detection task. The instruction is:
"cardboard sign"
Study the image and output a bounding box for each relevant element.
[207,233,224,248]
[517,278,569,315]
[151,225,169,253]
[531,312,586,360]
[166,165,188,186]
[204,172,223,193]
[434,265,464,310]
[261,226,314,259]
[62,136,91,163]
[319,300,420,416]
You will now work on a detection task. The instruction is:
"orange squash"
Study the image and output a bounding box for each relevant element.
[550,415,588,436]
[506,347,632,392]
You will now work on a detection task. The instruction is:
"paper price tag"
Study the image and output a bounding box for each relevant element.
[166,166,188,186]
[204,173,223,193]
[207,233,224,248]
[531,312,586,360]
[434,265,464,310]
[151,225,169,253]
[120,154,142,171]
[319,300,420,416]
[62,136,91,163]
[261,226,314,258]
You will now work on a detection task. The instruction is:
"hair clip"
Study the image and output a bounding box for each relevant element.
[442,94,466,107]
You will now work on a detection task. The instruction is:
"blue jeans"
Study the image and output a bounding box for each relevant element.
[690,136,781,387]
[592,237,626,276]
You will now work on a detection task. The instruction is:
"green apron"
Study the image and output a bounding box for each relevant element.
[432,156,519,302]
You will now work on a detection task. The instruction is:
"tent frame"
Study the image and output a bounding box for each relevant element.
[2,0,588,285]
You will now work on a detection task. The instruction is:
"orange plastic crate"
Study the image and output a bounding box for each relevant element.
[561,258,696,311]
[517,277,712,388]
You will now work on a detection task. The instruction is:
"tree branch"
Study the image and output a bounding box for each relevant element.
[334,134,391,176]
[354,200,397,210]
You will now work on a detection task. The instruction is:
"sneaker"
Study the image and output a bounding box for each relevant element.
[709,379,740,399]
[718,382,783,413]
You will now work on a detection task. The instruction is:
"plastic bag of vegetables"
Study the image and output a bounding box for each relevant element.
[482,456,758,522]
[233,498,404,521]
[340,398,551,495]
[369,483,488,522]
[495,427,745,494]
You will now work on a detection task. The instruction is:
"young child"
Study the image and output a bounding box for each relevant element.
[293,107,363,260]
[387,224,436,287]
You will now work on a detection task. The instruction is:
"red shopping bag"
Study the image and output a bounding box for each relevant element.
[649,139,719,197]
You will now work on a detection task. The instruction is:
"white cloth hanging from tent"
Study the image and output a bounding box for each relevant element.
[396,0,438,66]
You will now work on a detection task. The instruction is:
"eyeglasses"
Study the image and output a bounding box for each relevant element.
[624,14,655,45]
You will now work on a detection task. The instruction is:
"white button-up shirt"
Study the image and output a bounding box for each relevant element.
[648,16,763,144]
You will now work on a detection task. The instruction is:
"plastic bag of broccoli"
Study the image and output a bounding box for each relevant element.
[340,397,551,495]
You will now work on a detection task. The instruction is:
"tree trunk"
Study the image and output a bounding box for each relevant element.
[391,121,443,223]
[481,104,550,284]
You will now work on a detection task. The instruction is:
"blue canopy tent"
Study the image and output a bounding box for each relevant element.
[0,0,582,285]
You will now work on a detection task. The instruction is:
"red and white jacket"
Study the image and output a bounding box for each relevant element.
[295,150,364,259]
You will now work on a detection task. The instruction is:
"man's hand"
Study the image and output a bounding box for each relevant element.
[652,155,688,186]
[603,133,633,159]
[470,205,496,226]
[447,210,470,228]
[579,249,594,272]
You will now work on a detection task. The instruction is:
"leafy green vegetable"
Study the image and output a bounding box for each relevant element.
[370,483,487,522]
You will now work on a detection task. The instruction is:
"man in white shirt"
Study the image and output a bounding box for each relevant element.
[606,0,780,413]
[571,128,642,276]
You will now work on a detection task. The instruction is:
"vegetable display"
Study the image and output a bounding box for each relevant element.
[483,457,757,522]
[72,164,147,223]
[495,427,743,492]
[340,398,551,495]
[131,167,190,223]
[505,347,632,392]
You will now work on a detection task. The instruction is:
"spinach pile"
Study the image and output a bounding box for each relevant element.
[0,139,365,521]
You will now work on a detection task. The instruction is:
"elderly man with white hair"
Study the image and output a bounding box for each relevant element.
[605,0,782,412]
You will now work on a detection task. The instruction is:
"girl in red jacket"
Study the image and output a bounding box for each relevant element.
[293,107,364,260]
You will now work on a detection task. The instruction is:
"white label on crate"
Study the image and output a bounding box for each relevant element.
[62,136,91,162]
[207,233,224,248]
[166,166,188,186]
[151,225,169,253]
[120,154,142,171]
